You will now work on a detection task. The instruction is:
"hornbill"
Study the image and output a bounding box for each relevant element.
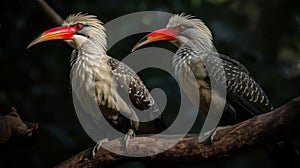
[132,13,273,128]
[27,13,163,156]
[132,13,299,165]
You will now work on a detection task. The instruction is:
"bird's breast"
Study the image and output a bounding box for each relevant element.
[70,54,118,113]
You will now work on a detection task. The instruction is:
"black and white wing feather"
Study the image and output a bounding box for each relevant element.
[107,57,158,113]
[183,47,273,120]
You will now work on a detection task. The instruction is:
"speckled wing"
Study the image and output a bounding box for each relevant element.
[107,57,158,113]
[201,51,273,116]
[185,48,273,118]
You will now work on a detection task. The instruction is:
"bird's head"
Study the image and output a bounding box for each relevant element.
[132,13,213,52]
[27,13,106,50]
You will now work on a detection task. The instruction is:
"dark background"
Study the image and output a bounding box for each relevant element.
[0,0,300,167]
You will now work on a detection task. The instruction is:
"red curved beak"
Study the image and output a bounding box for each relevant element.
[27,26,77,49]
[132,27,179,52]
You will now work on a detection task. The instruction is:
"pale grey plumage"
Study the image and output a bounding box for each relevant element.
[167,14,214,51]
[64,13,161,135]
[28,12,165,157]
[169,14,273,125]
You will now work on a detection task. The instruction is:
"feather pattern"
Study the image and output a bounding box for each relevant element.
[167,13,273,125]
[107,57,157,111]
[66,13,161,133]
[173,44,273,124]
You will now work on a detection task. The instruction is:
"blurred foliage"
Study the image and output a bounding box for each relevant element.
[0,0,300,167]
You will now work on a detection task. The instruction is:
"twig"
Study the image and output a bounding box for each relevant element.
[35,0,63,25]
[55,97,300,168]
[0,107,39,144]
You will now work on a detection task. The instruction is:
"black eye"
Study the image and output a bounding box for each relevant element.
[179,25,186,31]
[74,23,83,30]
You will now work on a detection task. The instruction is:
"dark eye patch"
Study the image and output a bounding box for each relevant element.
[177,25,192,31]
[72,23,89,37]
[75,23,83,29]
[179,25,186,31]
[72,23,87,30]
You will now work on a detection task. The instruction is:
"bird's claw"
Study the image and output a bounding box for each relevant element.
[121,129,135,149]
[199,126,231,144]
[198,128,216,144]
[92,138,109,159]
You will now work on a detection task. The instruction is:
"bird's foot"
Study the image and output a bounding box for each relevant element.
[92,138,109,159]
[150,106,161,120]
[210,126,231,142]
[198,128,216,144]
[199,126,231,144]
[121,129,135,149]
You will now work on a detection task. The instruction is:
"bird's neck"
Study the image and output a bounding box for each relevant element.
[83,32,107,55]
[70,43,105,67]
[70,28,107,66]
[69,39,107,93]
[173,38,215,62]
[186,38,215,52]
[172,43,215,78]
[76,28,107,55]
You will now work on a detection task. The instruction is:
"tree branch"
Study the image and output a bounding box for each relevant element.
[55,96,300,168]
[32,1,300,167]
[35,0,63,25]
[0,107,39,144]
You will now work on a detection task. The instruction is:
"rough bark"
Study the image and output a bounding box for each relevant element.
[31,1,300,167]
[55,96,300,168]
[0,107,39,144]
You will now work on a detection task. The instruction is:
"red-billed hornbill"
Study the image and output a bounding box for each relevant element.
[132,13,273,136]
[28,13,162,157]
